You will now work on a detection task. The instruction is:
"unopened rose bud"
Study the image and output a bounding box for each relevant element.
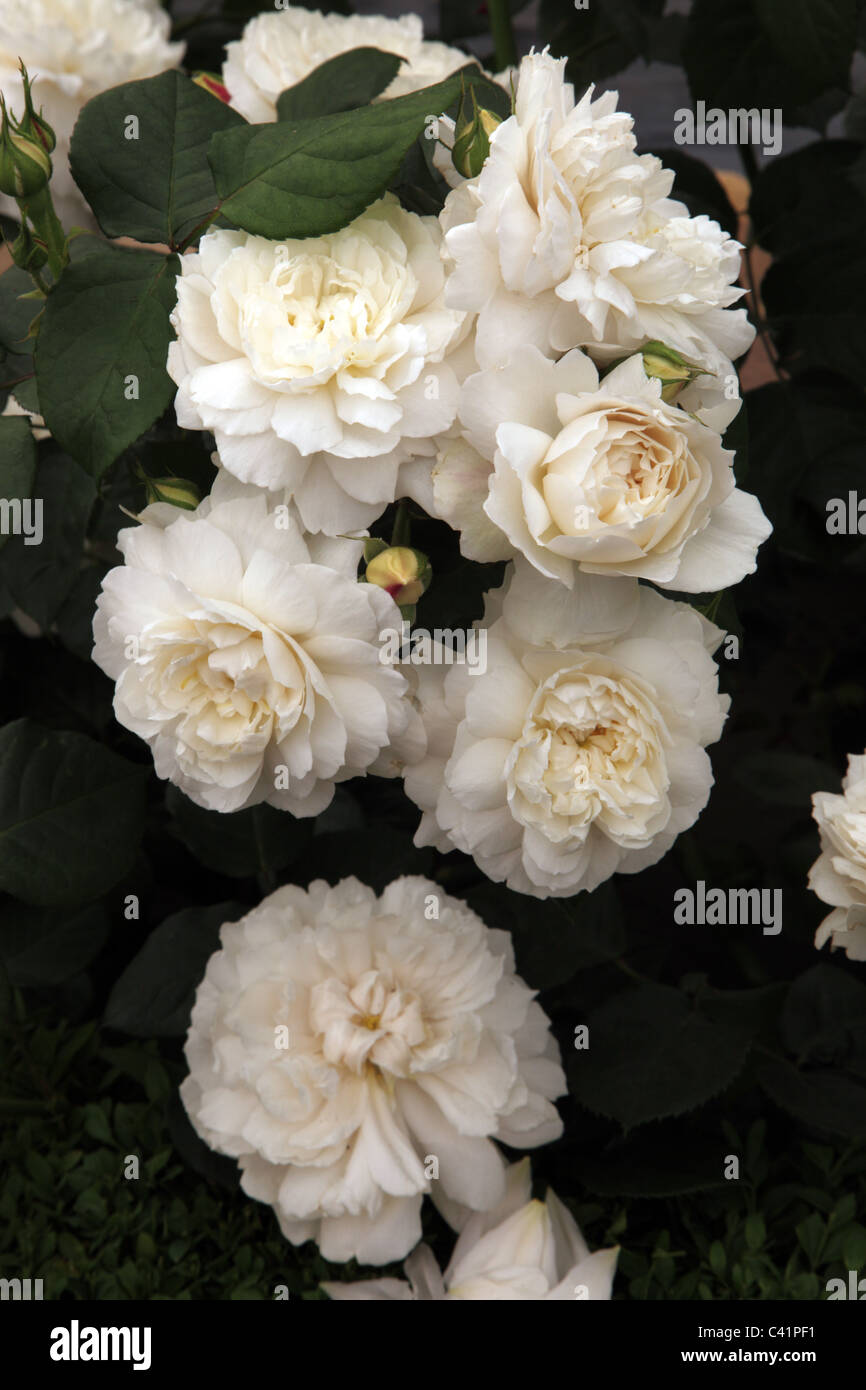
[10,221,48,273]
[192,72,232,105]
[641,340,703,402]
[142,475,201,510]
[364,545,431,607]
[452,85,501,179]
[0,97,52,199]
[18,62,56,153]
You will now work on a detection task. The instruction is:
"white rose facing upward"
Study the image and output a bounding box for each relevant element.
[222,6,471,123]
[167,196,467,535]
[91,474,420,816]
[181,877,565,1265]
[405,563,729,898]
[437,346,771,591]
[0,0,183,228]
[323,1158,618,1299]
[439,49,754,376]
[809,753,866,961]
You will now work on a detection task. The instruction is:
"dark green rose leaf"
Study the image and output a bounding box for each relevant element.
[104,902,245,1036]
[0,451,96,626]
[0,415,37,553]
[209,65,488,239]
[0,720,148,906]
[35,245,179,477]
[276,48,403,120]
[0,900,109,986]
[166,784,310,879]
[569,982,768,1129]
[70,70,246,247]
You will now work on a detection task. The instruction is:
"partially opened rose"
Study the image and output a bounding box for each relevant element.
[324,1159,618,1299]
[434,346,771,591]
[92,473,419,816]
[809,753,866,961]
[405,563,729,898]
[167,196,467,535]
[181,877,565,1265]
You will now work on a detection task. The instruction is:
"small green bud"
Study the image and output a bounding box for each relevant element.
[641,340,703,402]
[364,545,432,607]
[18,63,56,153]
[452,85,501,179]
[142,475,201,510]
[9,221,48,273]
[0,96,52,199]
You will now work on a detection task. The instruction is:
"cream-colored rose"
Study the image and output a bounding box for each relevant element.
[92,473,420,816]
[437,346,770,591]
[167,196,467,535]
[405,562,729,898]
[809,753,866,961]
[181,878,565,1265]
[324,1159,618,1299]
[223,6,470,123]
[0,0,183,228]
[439,50,753,375]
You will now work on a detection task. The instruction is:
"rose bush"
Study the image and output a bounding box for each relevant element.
[1,0,864,1309]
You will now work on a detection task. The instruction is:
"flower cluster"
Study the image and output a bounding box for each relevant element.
[76,13,782,1293]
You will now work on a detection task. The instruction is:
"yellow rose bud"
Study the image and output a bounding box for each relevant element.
[452,85,502,179]
[364,545,431,607]
[641,340,703,402]
[143,475,201,511]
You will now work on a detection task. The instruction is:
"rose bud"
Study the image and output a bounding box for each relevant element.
[364,545,431,607]
[452,84,501,179]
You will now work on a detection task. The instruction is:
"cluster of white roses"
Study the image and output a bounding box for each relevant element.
[92,30,772,903]
[71,6,781,1294]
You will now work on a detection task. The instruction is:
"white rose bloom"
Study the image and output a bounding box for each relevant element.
[92,473,420,815]
[0,0,183,228]
[222,6,470,123]
[809,754,866,961]
[433,346,770,591]
[439,50,753,373]
[324,1159,617,1299]
[181,877,565,1265]
[167,196,467,535]
[405,563,729,898]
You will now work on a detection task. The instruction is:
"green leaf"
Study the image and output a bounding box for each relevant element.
[757,1055,866,1139]
[0,900,109,986]
[104,901,245,1036]
[0,720,148,907]
[0,451,96,625]
[209,65,487,239]
[69,70,246,248]
[568,982,763,1129]
[166,784,310,878]
[466,880,626,990]
[35,245,179,477]
[754,0,859,97]
[276,48,403,121]
[0,265,39,355]
[0,416,36,552]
